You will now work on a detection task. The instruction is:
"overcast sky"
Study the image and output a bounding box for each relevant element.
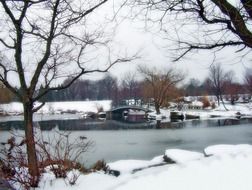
[101,24,250,84]
[85,0,252,84]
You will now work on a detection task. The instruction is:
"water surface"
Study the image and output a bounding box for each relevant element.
[0,116,252,165]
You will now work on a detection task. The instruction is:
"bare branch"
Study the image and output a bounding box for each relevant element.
[65,0,109,26]
[132,0,252,60]
[0,38,15,49]
[173,41,245,61]
[32,102,45,113]
[212,0,252,47]
[33,53,139,101]
[241,0,252,18]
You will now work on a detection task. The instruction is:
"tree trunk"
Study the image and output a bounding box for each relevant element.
[23,102,40,187]
[216,95,220,106]
[220,95,229,111]
[155,103,161,115]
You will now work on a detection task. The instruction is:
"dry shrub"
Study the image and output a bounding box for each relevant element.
[0,129,95,189]
[91,160,108,172]
[36,130,92,179]
[66,170,80,185]
[0,137,33,190]
[201,96,211,108]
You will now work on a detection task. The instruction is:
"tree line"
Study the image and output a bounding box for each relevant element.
[35,72,142,105]
[184,63,252,106]
[2,63,252,110]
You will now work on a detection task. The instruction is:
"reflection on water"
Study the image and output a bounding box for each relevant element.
[1,117,252,131]
[153,139,184,146]
[0,119,156,131]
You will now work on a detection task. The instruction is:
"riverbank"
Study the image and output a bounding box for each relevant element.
[1,101,252,123]
[0,101,112,116]
[13,144,251,190]
[150,102,252,121]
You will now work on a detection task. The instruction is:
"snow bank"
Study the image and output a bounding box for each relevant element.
[34,144,252,190]
[38,172,117,190]
[165,149,204,164]
[108,156,165,175]
[214,103,252,116]
[108,160,154,175]
[37,100,112,114]
[114,154,252,190]
[108,149,204,176]
[0,102,23,114]
[146,102,252,122]
[150,155,165,163]
[0,100,112,115]
[147,107,170,121]
[204,144,252,156]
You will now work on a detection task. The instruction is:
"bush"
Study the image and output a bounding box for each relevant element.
[0,130,94,189]
[0,137,33,190]
[37,130,92,179]
[91,160,108,172]
[201,96,211,108]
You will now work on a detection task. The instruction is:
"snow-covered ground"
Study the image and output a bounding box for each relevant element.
[148,102,252,121]
[30,144,252,190]
[0,100,112,115]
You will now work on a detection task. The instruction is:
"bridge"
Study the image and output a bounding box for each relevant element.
[111,105,151,113]
[107,105,152,121]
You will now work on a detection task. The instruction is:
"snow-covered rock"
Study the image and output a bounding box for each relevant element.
[108,156,166,175]
[108,149,204,176]
[108,160,153,175]
[150,155,165,163]
[164,149,204,164]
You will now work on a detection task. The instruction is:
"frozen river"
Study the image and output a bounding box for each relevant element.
[0,116,252,166]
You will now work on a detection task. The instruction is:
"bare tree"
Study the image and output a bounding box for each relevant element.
[207,63,233,109]
[130,0,252,60]
[138,66,183,114]
[0,0,136,186]
[97,73,118,101]
[120,72,141,102]
[224,81,243,104]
